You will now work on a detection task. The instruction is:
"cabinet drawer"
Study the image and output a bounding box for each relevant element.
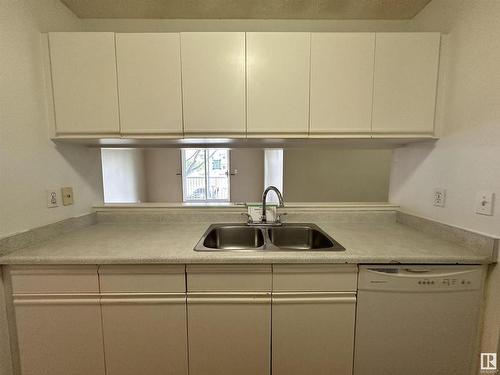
[273,265,358,292]
[187,265,272,292]
[8,266,99,294]
[99,265,185,293]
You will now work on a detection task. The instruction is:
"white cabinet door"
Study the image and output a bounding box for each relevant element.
[181,32,246,135]
[310,33,375,135]
[247,32,310,136]
[115,33,182,135]
[101,294,188,375]
[272,293,356,375]
[187,293,271,375]
[372,33,440,135]
[14,295,105,375]
[49,33,119,135]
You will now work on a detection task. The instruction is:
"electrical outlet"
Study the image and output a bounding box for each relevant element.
[433,188,446,207]
[46,190,59,208]
[61,187,74,206]
[475,191,495,216]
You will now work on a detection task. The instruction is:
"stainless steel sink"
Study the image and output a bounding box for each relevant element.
[267,225,340,250]
[194,223,345,252]
[201,225,265,250]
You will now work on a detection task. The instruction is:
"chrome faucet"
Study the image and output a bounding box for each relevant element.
[261,186,285,224]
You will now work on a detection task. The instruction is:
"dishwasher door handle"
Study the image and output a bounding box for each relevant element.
[404,268,432,273]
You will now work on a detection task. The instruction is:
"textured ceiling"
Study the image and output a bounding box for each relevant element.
[60,0,433,19]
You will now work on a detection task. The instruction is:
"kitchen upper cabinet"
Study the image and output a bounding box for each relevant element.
[181,32,246,135]
[99,266,188,375]
[115,33,183,135]
[372,33,440,135]
[272,265,357,375]
[8,266,105,375]
[246,32,310,136]
[310,33,375,135]
[187,265,272,375]
[48,33,119,135]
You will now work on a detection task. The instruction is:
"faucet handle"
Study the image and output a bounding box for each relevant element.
[241,212,253,224]
[276,212,287,224]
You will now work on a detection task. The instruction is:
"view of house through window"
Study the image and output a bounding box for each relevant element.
[181,149,230,202]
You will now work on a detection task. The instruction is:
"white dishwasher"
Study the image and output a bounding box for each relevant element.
[354,265,486,375]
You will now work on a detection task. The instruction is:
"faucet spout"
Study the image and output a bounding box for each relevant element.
[261,186,284,223]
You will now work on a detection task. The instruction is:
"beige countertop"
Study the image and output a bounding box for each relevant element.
[0,220,491,265]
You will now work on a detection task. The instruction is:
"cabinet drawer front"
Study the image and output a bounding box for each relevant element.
[187,265,272,292]
[8,266,99,294]
[99,265,185,293]
[273,265,358,292]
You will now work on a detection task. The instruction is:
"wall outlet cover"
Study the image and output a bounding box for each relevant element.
[46,189,59,208]
[61,187,74,206]
[433,188,446,207]
[475,191,495,216]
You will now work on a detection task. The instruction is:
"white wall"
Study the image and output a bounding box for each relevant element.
[0,0,103,239]
[101,149,147,203]
[390,0,500,237]
[389,0,500,355]
[0,2,103,374]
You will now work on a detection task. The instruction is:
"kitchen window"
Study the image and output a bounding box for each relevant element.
[181,149,230,202]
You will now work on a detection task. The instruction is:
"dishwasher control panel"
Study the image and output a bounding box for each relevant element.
[358,265,485,292]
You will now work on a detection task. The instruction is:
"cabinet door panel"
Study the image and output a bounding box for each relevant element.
[14,296,105,375]
[101,295,188,375]
[272,293,356,375]
[116,33,182,135]
[49,32,119,134]
[372,33,440,134]
[310,33,375,134]
[181,32,246,135]
[187,293,271,375]
[247,32,310,136]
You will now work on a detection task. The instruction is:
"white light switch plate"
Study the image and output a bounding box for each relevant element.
[46,189,59,208]
[475,191,495,216]
[433,188,446,207]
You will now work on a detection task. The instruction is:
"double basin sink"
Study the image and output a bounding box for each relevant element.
[194,223,345,252]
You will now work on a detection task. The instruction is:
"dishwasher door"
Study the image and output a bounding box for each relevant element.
[353,265,486,375]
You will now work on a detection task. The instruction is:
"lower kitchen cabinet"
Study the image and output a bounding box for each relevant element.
[272,265,358,375]
[272,292,356,375]
[8,266,105,375]
[14,295,105,375]
[7,264,358,375]
[187,292,271,375]
[99,265,188,375]
[101,294,188,375]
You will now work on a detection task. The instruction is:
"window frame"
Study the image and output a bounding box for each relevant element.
[181,149,231,203]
